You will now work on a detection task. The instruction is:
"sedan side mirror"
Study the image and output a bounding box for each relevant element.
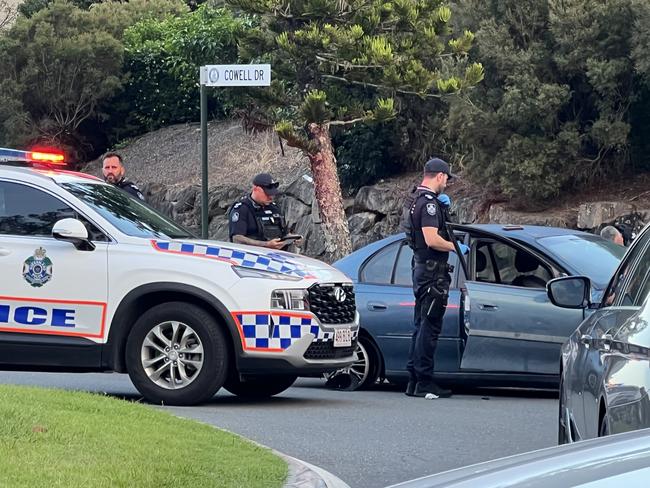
[52,218,95,251]
[547,276,591,309]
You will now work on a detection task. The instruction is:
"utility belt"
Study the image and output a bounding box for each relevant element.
[414,258,454,275]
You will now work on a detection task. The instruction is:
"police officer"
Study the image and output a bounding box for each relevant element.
[229,173,289,250]
[401,158,469,399]
[102,152,145,201]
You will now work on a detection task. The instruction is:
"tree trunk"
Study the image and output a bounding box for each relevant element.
[305,122,352,262]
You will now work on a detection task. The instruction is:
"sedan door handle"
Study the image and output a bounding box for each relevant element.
[601,333,613,351]
[367,301,388,311]
[580,334,593,346]
[478,304,499,311]
[0,247,11,257]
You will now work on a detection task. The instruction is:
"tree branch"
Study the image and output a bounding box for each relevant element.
[329,117,367,126]
[322,74,443,99]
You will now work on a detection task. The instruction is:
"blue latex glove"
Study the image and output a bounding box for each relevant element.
[454,243,470,255]
[438,193,451,207]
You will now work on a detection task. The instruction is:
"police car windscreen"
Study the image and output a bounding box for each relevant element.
[62,182,194,239]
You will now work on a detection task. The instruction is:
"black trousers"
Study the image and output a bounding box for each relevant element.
[406,259,451,384]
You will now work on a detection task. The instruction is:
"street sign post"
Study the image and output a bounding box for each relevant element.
[199,64,271,238]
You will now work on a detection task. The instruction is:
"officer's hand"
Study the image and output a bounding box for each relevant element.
[438,194,451,207]
[266,238,287,250]
[455,243,470,255]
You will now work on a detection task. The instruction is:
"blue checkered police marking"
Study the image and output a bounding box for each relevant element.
[152,240,316,279]
[232,312,358,351]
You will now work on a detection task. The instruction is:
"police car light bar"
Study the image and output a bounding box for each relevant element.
[0,147,66,166]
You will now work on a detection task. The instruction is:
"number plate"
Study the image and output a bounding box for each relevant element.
[334,328,352,347]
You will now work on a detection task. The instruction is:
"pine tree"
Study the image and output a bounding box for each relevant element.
[229,0,483,260]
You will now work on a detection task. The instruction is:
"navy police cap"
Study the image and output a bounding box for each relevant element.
[424,158,457,179]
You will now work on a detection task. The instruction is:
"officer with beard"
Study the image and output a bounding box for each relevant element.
[101,152,145,201]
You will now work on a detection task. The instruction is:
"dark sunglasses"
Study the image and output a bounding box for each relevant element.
[261,182,279,190]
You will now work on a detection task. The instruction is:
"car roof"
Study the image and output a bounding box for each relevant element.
[458,224,587,243]
[0,165,104,185]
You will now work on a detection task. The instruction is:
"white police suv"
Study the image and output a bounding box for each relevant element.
[0,148,359,405]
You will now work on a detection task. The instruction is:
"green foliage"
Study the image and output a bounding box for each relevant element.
[120,5,247,132]
[0,1,123,156]
[18,0,96,18]
[334,121,402,193]
[445,0,650,205]
[0,0,188,158]
[230,0,482,164]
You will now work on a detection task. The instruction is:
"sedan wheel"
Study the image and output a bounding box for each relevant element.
[324,336,380,391]
[599,412,610,437]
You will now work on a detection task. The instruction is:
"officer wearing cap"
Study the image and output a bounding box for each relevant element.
[228,173,289,250]
[102,152,145,201]
[400,157,469,399]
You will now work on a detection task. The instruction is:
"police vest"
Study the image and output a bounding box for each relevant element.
[233,196,286,241]
[400,188,451,255]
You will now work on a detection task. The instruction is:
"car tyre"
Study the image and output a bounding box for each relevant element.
[125,302,229,406]
[324,335,381,391]
[224,374,297,398]
[599,411,610,437]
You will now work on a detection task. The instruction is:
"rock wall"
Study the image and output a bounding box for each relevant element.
[142,175,649,262]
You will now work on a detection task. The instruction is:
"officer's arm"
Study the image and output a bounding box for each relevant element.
[422,227,455,252]
[232,234,277,248]
[420,203,454,252]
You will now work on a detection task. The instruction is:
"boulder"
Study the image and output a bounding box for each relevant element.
[208,214,230,242]
[347,212,377,235]
[577,202,636,229]
[488,204,577,228]
[354,185,402,216]
[278,195,311,227]
[285,174,314,206]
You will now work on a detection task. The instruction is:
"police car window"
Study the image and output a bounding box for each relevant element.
[361,242,399,284]
[62,182,193,239]
[0,182,76,236]
[394,243,413,286]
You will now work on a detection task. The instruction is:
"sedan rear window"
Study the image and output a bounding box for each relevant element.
[537,234,625,286]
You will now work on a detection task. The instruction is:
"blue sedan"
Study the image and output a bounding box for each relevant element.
[329,224,625,390]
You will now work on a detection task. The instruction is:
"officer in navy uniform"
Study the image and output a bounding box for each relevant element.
[400,158,469,399]
[102,152,145,201]
[228,173,289,250]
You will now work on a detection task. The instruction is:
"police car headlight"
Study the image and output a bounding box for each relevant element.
[271,289,310,311]
[232,266,301,281]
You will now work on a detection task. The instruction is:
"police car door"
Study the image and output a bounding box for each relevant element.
[0,180,108,368]
[457,227,583,376]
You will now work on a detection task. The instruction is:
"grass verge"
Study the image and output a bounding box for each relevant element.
[0,385,287,488]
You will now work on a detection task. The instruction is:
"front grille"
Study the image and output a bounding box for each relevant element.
[304,340,357,360]
[308,283,356,324]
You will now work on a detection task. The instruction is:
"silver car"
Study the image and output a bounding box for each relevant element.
[547,222,650,443]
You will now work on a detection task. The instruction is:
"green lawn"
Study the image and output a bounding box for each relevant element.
[0,385,287,488]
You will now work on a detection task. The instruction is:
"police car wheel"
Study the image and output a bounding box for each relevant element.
[223,374,297,399]
[125,302,229,406]
[324,336,381,391]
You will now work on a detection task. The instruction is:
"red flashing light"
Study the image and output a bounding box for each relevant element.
[30,151,65,165]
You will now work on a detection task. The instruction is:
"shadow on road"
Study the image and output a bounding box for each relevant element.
[295,378,558,399]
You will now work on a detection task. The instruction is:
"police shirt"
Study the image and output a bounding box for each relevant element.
[116,179,145,201]
[229,195,285,242]
[411,186,449,262]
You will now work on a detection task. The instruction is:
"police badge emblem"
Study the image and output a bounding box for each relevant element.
[426,203,437,216]
[23,247,53,287]
[231,212,239,222]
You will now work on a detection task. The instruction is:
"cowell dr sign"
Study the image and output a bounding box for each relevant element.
[198,63,272,238]
[200,64,271,87]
